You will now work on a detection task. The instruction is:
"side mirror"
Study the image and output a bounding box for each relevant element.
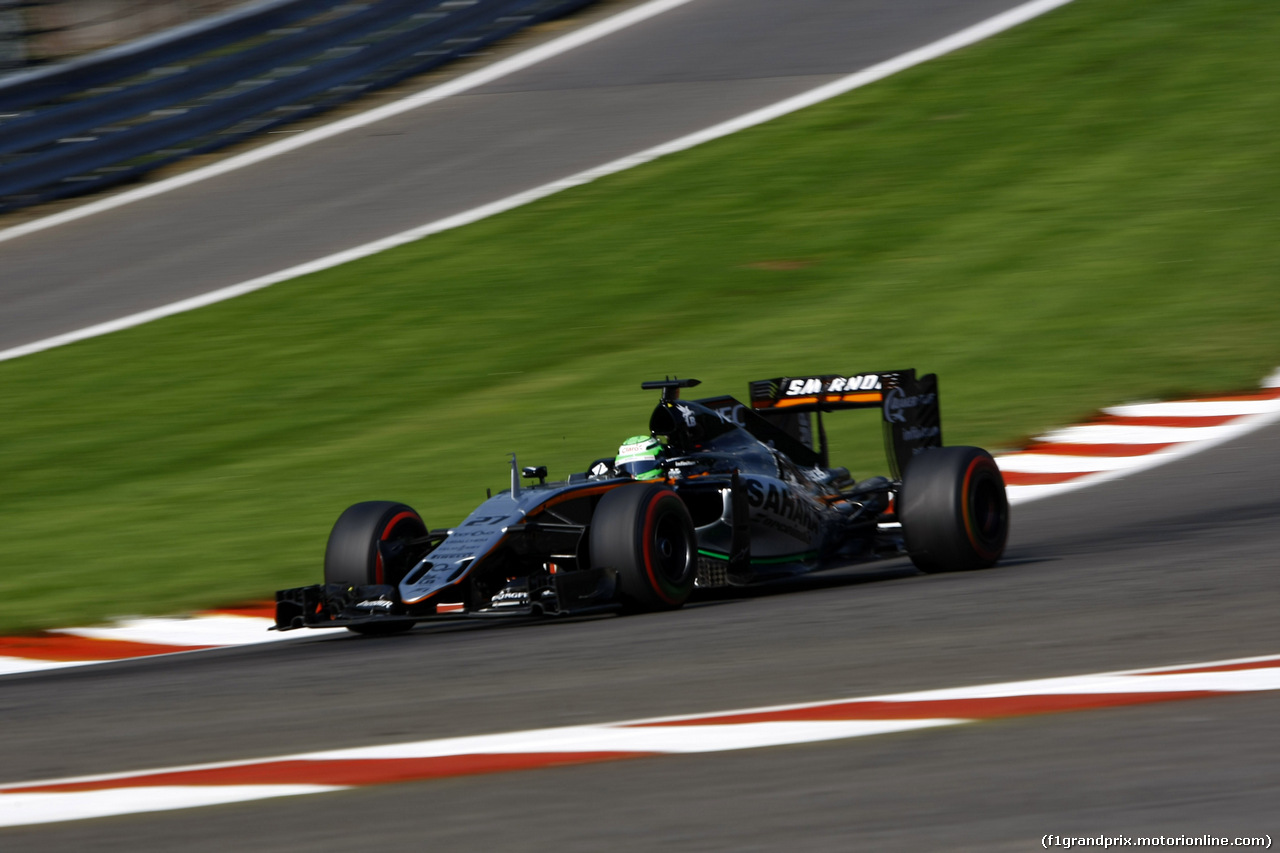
[521,465,548,485]
[587,458,615,478]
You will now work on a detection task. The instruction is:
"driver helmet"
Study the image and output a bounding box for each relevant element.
[615,435,665,480]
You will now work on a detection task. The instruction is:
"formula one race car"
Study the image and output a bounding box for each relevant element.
[274,371,1009,634]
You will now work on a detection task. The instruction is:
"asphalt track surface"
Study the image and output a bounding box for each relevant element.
[0,0,1026,354]
[3,0,1278,848]
[2,426,1278,848]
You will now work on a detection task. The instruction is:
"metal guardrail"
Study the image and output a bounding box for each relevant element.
[0,0,440,155]
[0,0,597,212]
[1,1,253,74]
[0,0,337,111]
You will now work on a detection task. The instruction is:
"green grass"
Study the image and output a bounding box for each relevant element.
[2,0,1279,633]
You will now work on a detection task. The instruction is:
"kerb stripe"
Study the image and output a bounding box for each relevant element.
[1,653,1277,828]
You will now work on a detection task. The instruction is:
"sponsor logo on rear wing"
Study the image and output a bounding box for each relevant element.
[749,370,920,410]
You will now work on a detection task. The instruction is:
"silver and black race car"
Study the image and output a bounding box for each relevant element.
[274,371,1009,634]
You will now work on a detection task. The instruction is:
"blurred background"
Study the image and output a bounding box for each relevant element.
[1,0,243,69]
[0,0,597,212]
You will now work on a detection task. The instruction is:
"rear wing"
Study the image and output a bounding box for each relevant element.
[745,370,941,479]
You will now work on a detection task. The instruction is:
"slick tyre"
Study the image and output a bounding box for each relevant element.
[591,483,697,612]
[899,446,1009,573]
[324,501,427,635]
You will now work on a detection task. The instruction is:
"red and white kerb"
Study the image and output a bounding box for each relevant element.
[995,376,1280,502]
[2,653,1279,827]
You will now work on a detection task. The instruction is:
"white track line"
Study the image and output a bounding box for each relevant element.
[0,0,700,248]
[996,454,1149,474]
[0,786,340,827]
[0,0,1078,364]
[2,652,1276,827]
[1033,423,1246,444]
[55,614,309,646]
[1105,399,1280,418]
[0,658,86,676]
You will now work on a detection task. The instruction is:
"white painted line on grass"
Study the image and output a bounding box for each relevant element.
[0,0,1078,364]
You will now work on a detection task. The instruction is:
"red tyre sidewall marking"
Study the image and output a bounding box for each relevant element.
[375,511,420,585]
[640,491,681,605]
[961,457,1002,560]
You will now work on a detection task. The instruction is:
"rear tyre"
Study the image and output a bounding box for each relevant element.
[899,446,1008,573]
[591,483,697,612]
[324,501,427,635]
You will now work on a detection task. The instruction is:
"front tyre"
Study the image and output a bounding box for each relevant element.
[591,484,697,612]
[899,446,1009,573]
[324,501,427,634]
